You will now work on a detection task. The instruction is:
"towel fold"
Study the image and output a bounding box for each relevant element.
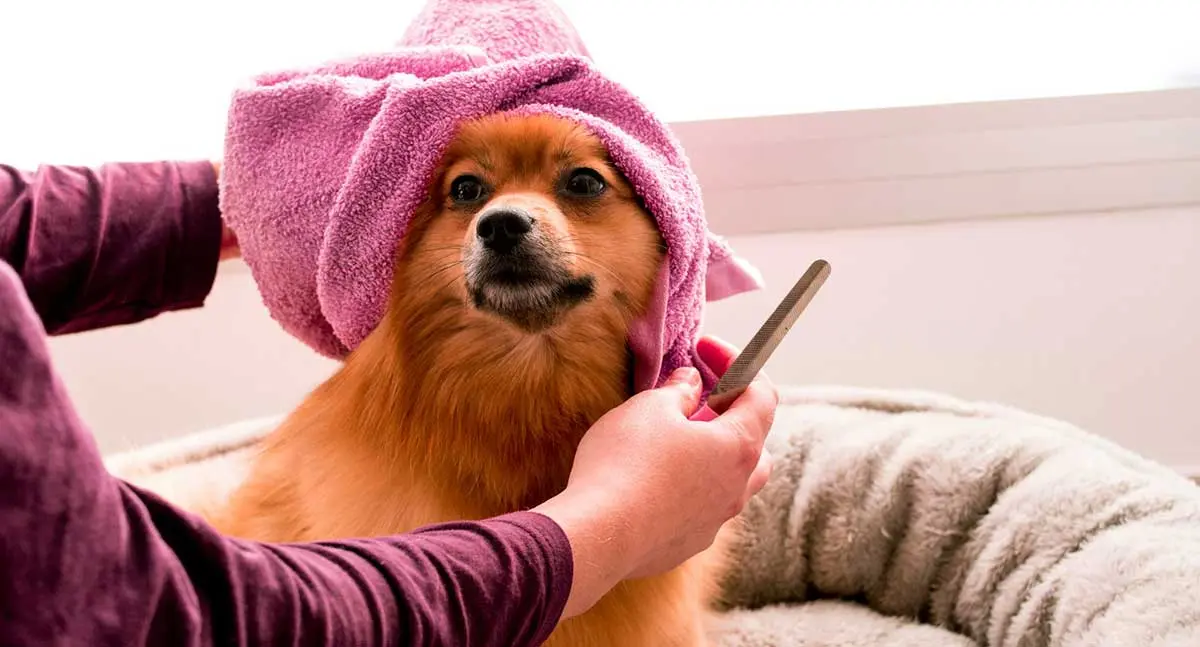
[219,0,762,391]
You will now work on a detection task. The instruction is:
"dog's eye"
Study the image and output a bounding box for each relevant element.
[563,168,606,198]
[450,175,487,204]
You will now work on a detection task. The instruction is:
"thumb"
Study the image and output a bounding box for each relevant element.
[660,366,702,415]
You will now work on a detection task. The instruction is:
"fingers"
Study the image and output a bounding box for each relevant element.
[220,223,241,261]
[742,448,773,502]
[716,377,779,449]
[660,367,702,416]
[696,335,739,377]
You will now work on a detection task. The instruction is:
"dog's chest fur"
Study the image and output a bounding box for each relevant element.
[213,321,721,646]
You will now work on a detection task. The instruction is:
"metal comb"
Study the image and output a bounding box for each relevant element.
[704,259,831,413]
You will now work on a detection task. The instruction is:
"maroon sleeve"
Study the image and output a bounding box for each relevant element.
[0,161,223,335]
[0,261,572,647]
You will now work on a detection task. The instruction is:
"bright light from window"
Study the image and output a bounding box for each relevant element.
[4,0,1197,167]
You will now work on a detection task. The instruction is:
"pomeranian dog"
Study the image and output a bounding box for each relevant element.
[214,113,727,646]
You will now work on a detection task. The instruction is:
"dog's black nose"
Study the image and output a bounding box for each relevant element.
[476,209,534,253]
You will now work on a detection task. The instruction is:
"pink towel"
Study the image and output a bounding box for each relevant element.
[220,0,763,392]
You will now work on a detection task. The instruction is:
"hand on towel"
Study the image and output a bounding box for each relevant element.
[211,161,239,261]
[535,335,778,619]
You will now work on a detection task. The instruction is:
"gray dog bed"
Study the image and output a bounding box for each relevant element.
[106,386,1200,646]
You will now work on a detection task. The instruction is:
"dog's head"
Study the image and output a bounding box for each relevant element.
[388,113,664,369]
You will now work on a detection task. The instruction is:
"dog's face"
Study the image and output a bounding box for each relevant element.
[392,114,663,350]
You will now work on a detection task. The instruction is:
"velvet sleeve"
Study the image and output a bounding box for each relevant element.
[0,259,572,646]
[0,161,223,334]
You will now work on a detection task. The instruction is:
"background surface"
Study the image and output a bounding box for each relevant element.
[4,0,1198,471]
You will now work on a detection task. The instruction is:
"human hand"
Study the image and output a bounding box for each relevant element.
[212,161,240,261]
[534,335,778,618]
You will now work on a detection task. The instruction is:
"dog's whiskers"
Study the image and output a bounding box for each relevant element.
[554,234,622,282]
[420,257,465,284]
[562,250,620,284]
[555,234,584,248]
[421,245,468,254]
[433,269,466,298]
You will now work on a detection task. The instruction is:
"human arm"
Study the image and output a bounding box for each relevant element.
[0,230,775,645]
[0,161,236,335]
[0,260,568,647]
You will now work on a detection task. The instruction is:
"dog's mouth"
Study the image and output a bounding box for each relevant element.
[461,205,597,331]
[466,253,596,332]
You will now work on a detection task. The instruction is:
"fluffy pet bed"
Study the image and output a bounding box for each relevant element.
[106,386,1200,646]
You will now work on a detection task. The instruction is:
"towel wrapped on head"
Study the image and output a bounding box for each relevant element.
[220,0,763,392]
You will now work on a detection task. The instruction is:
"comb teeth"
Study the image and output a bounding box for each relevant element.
[712,259,831,400]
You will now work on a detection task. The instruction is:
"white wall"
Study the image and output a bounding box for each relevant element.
[46,264,338,453]
[5,0,1199,167]
[706,208,1200,471]
[49,206,1200,473]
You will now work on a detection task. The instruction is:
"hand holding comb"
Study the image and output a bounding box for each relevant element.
[690,259,831,422]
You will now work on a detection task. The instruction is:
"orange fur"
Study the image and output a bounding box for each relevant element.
[212,114,729,646]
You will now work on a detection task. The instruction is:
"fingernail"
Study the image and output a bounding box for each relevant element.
[668,366,700,387]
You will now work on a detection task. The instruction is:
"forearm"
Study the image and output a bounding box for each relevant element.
[0,161,224,334]
[121,489,571,647]
[534,490,631,620]
[0,262,570,646]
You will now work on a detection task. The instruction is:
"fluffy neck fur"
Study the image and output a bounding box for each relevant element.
[315,285,633,514]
